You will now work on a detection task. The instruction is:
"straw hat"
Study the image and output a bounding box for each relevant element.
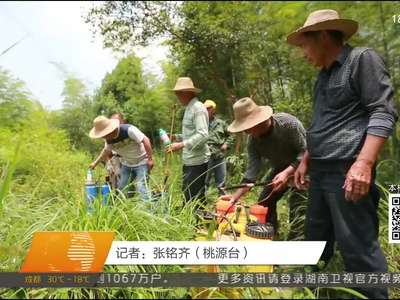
[228,97,273,133]
[204,99,217,109]
[172,77,202,93]
[89,116,120,139]
[287,9,358,46]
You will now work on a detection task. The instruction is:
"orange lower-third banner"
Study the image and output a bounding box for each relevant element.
[20,232,115,273]
[20,232,326,272]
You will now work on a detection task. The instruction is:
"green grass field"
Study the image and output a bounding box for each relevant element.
[1,129,400,298]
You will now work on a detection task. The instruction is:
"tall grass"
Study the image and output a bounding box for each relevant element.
[0,155,195,298]
[0,138,21,210]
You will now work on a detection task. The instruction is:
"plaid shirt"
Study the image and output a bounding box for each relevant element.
[244,113,306,182]
[308,44,398,160]
[175,97,210,166]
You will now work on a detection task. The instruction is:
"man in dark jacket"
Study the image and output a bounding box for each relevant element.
[223,97,307,240]
[288,9,398,299]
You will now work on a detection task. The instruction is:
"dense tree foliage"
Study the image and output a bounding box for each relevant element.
[86,1,400,158]
[0,68,36,129]
[93,54,173,142]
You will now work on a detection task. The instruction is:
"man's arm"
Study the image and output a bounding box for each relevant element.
[229,139,262,202]
[354,49,398,138]
[271,117,307,191]
[127,125,154,171]
[169,108,209,152]
[294,150,310,190]
[344,135,386,202]
[90,147,112,169]
[287,118,307,169]
[345,49,398,202]
[142,136,154,172]
[226,186,251,203]
[243,139,262,183]
[271,165,296,192]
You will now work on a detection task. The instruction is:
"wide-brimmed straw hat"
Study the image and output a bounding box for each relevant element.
[287,9,358,46]
[172,77,202,93]
[228,97,273,133]
[89,116,120,139]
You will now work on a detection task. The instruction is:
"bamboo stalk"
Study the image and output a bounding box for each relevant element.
[162,103,178,190]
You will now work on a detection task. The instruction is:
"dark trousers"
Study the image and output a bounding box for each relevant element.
[258,169,307,241]
[182,163,208,207]
[307,160,388,299]
[205,155,227,196]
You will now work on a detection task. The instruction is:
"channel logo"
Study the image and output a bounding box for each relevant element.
[21,232,114,273]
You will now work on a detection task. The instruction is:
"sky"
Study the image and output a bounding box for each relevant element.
[0,1,169,110]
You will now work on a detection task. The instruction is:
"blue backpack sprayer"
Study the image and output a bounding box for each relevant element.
[85,169,111,209]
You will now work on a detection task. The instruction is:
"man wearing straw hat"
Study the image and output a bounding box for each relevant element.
[203,99,234,196]
[223,97,307,240]
[103,113,127,189]
[168,77,210,206]
[288,9,398,299]
[88,115,154,201]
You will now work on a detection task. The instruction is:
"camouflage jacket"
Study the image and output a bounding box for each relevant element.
[207,116,235,159]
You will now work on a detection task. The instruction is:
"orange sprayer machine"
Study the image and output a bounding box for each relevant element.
[196,194,275,272]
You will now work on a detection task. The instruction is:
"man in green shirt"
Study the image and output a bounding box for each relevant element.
[203,99,234,195]
[168,77,210,206]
